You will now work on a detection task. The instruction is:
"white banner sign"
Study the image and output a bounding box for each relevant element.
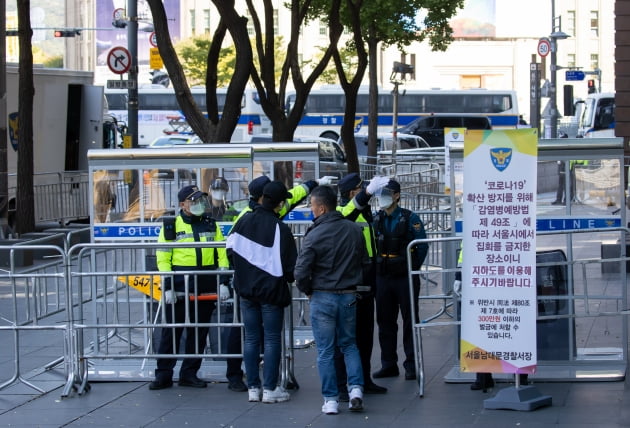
[460,128,538,375]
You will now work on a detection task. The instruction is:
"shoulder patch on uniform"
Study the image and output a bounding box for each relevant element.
[412,222,422,231]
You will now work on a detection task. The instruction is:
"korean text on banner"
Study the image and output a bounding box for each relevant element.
[460,128,538,375]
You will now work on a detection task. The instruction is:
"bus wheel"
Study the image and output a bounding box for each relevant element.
[320,131,339,141]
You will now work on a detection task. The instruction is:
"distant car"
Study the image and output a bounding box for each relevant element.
[397,115,492,147]
[339,132,426,162]
[248,134,347,184]
[149,135,202,147]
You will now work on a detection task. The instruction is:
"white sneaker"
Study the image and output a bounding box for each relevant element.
[348,387,363,412]
[248,387,261,402]
[262,386,290,403]
[322,399,339,415]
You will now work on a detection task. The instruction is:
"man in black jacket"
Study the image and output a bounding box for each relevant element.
[294,185,368,415]
[226,181,297,404]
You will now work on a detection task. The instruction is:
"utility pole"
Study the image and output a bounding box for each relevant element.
[127,0,138,148]
[390,61,413,176]
[549,0,569,139]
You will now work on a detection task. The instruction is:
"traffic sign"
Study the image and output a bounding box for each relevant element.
[537,37,551,57]
[149,31,157,48]
[107,46,131,74]
[113,8,125,21]
[106,79,137,89]
[149,47,163,70]
[565,70,585,81]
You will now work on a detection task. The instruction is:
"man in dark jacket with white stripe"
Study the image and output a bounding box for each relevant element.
[226,181,297,404]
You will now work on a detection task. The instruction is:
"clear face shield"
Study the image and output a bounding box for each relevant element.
[376,187,395,209]
[188,194,210,216]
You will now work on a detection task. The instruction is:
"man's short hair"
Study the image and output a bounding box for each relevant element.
[310,185,337,211]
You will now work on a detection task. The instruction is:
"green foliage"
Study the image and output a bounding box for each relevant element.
[175,35,236,87]
[358,0,463,50]
[32,45,62,67]
[174,34,285,87]
[43,55,63,68]
[318,43,359,85]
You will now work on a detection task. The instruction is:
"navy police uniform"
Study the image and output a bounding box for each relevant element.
[373,181,428,380]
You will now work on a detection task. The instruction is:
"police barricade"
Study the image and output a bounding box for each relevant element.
[408,227,630,397]
[65,241,238,395]
[9,171,90,226]
[0,244,69,395]
[64,240,307,396]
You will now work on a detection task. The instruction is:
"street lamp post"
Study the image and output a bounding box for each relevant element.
[549,0,569,139]
[127,0,138,148]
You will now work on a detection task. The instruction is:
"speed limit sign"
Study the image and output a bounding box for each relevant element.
[537,37,551,57]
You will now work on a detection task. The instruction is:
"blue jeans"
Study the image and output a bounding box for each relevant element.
[310,291,363,400]
[240,298,284,391]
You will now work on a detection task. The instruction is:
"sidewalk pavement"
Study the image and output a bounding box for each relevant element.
[0,320,629,427]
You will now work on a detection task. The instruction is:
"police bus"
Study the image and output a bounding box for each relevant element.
[104,86,271,146]
[285,87,519,141]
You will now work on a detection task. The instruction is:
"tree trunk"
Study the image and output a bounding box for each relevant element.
[367,34,379,167]
[16,0,34,234]
[334,0,367,175]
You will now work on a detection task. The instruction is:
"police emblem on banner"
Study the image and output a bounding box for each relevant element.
[490,148,512,171]
[8,112,18,151]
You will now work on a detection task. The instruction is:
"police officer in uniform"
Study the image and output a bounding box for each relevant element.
[372,179,428,381]
[209,177,239,221]
[149,184,230,390]
[333,173,390,399]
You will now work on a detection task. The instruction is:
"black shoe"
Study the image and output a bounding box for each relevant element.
[149,378,173,390]
[364,381,387,394]
[551,200,565,205]
[404,369,417,381]
[470,373,494,392]
[228,379,248,392]
[373,367,399,378]
[338,389,349,402]
[519,374,529,386]
[178,376,207,388]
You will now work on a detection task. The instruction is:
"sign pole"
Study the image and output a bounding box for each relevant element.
[127,0,138,149]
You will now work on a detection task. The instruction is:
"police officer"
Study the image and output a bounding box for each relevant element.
[372,179,428,381]
[149,184,230,390]
[334,173,390,399]
[209,177,239,221]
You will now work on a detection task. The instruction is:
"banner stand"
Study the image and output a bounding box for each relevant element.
[484,382,552,411]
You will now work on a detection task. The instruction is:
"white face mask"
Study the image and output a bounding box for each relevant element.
[189,202,206,216]
[212,190,226,201]
[377,195,394,209]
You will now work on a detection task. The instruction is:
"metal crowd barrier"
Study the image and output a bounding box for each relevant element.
[62,241,301,397]
[0,244,69,394]
[9,171,90,226]
[409,228,630,397]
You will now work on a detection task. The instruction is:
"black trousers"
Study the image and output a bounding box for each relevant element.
[155,298,215,380]
[375,273,419,372]
[334,293,375,388]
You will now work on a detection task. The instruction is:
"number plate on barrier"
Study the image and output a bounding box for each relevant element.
[118,275,162,301]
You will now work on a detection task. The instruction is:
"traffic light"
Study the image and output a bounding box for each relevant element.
[587,79,596,94]
[54,30,80,37]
